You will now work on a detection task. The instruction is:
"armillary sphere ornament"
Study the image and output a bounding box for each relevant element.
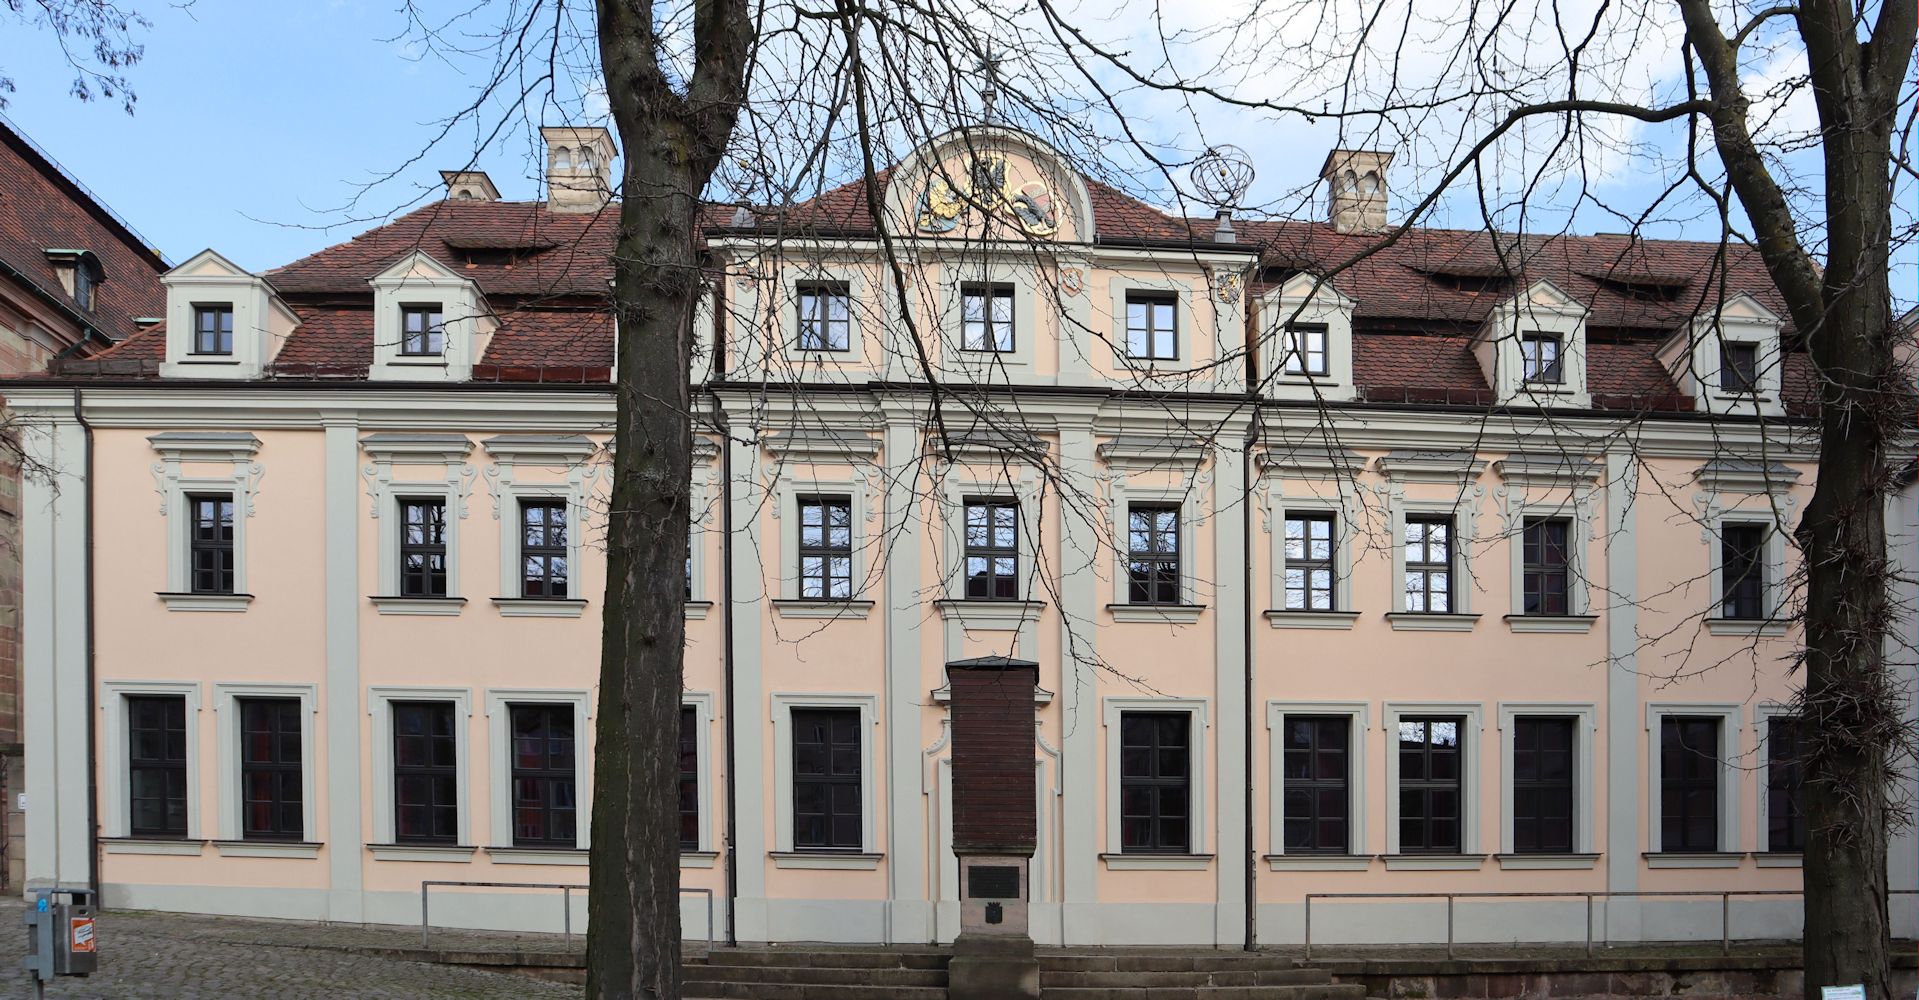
[1191,145,1255,209]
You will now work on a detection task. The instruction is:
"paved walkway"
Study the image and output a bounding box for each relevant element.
[0,899,584,998]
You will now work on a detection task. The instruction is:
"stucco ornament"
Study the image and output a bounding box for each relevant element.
[1209,267,1245,305]
[914,152,1058,237]
[1059,267,1085,297]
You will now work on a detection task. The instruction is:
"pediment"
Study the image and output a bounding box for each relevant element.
[369,249,470,286]
[167,248,253,280]
[1271,271,1354,308]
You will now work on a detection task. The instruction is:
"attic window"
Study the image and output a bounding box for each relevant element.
[72,260,95,311]
[43,249,103,311]
[1720,342,1759,393]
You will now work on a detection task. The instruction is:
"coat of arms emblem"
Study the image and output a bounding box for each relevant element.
[914,152,1058,237]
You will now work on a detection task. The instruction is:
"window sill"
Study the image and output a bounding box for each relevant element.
[492,597,587,618]
[933,599,1045,630]
[680,850,720,869]
[178,358,241,365]
[1495,852,1599,870]
[1106,603,1206,624]
[1385,612,1480,632]
[214,840,321,859]
[769,851,882,870]
[1264,854,1371,871]
[385,358,449,367]
[102,837,205,856]
[1705,618,1789,637]
[368,843,478,862]
[771,599,874,620]
[485,846,588,866]
[1263,610,1360,630]
[684,601,715,620]
[1504,614,1599,634]
[1755,852,1803,868]
[1643,851,1743,869]
[157,592,254,613]
[370,596,467,616]
[1099,853,1214,871]
[1382,854,1488,871]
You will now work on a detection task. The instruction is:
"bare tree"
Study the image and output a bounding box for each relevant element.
[0,0,150,112]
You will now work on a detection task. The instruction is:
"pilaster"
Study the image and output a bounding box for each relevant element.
[1603,448,1640,938]
[19,413,89,892]
[323,417,365,921]
[1053,407,1101,942]
[1210,434,1249,945]
[880,400,929,942]
[724,418,770,940]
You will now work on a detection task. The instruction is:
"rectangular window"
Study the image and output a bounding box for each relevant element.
[509,704,576,848]
[960,283,1014,352]
[1403,516,1453,613]
[791,708,862,851]
[187,493,236,595]
[1660,716,1721,852]
[239,697,303,841]
[1521,517,1571,616]
[1283,513,1336,611]
[1721,523,1767,620]
[1124,292,1178,360]
[1119,711,1190,853]
[797,283,852,352]
[1766,716,1807,853]
[1281,715,1349,854]
[398,498,449,598]
[392,701,458,845]
[192,304,234,355]
[1126,504,1181,605]
[520,500,569,599]
[679,707,700,850]
[401,305,445,356]
[1397,716,1463,854]
[797,495,853,599]
[963,499,1019,600]
[1521,333,1562,383]
[1283,324,1329,376]
[1511,716,1575,854]
[1720,342,1759,392]
[127,694,188,838]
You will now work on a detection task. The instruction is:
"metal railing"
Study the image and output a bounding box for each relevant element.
[420,881,715,952]
[1302,889,1919,963]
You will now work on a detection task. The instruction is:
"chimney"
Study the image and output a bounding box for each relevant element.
[1320,149,1392,234]
[440,170,501,202]
[541,126,617,213]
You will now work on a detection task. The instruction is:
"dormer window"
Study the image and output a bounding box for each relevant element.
[1282,323,1329,376]
[401,305,446,357]
[44,248,104,312]
[1720,342,1759,393]
[1521,333,1562,384]
[193,305,234,356]
[72,261,95,311]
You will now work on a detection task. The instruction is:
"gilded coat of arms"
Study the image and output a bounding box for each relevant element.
[915,152,1058,237]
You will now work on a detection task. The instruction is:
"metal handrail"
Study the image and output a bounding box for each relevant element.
[420,880,716,953]
[1301,889,1919,962]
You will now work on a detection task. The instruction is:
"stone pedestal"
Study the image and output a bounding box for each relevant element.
[949,931,1040,1000]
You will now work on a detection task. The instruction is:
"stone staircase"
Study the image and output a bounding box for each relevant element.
[681,946,1365,999]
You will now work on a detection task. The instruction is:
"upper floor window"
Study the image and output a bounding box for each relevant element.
[392,700,458,845]
[399,498,449,598]
[1521,517,1570,616]
[797,282,852,352]
[188,493,236,595]
[1126,504,1181,605]
[1720,522,1767,620]
[1125,292,1178,361]
[193,304,234,356]
[1720,342,1759,393]
[798,495,853,599]
[1520,333,1562,384]
[1403,516,1452,613]
[1283,513,1335,610]
[1283,324,1329,376]
[963,499,1019,600]
[401,305,445,356]
[520,500,569,599]
[509,703,577,848]
[1659,716,1720,852]
[128,694,188,838]
[239,697,303,841]
[960,283,1014,352]
[1119,711,1190,853]
[792,708,862,851]
[1766,716,1806,853]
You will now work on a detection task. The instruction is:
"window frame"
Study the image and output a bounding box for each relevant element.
[1719,340,1760,393]
[364,435,472,611]
[399,304,447,357]
[1519,516,1572,616]
[235,697,305,841]
[1508,716,1577,855]
[186,493,237,596]
[795,281,854,353]
[1123,291,1181,361]
[1644,703,1741,858]
[1277,714,1351,855]
[483,688,591,853]
[1755,705,1806,859]
[1266,702,1369,865]
[397,496,451,598]
[367,686,472,853]
[1282,323,1330,377]
[958,282,1016,353]
[1395,715,1467,855]
[212,683,318,851]
[961,497,1021,601]
[1658,716,1724,854]
[1117,710,1194,855]
[191,303,235,356]
[505,703,580,849]
[1282,511,1338,611]
[1102,697,1210,866]
[795,493,855,601]
[102,681,202,844]
[126,694,190,839]
[1496,703,1596,864]
[391,700,462,847]
[679,692,716,861]
[518,498,571,599]
[788,706,865,853]
[771,694,879,863]
[1402,515,1455,614]
[1125,502,1184,606]
[1719,521,1769,621]
[1383,702,1483,861]
[1520,332,1563,384]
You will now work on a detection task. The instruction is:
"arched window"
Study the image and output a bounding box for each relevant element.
[578,147,596,172]
[1341,169,1358,192]
[456,189,475,200]
[1360,171,1381,195]
[554,148,573,170]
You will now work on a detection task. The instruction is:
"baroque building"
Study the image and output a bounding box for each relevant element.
[8,124,1915,947]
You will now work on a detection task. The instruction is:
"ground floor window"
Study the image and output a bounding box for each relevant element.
[1281,714,1350,853]
[1120,710,1191,853]
[128,694,188,838]
[509,704,577,847]
[791,707,862,851]
[239,697,303,840]
[1397,716,1463,853]
[393,701,459,844]
[1510,715,1575,853]
[1660,716,1722,852]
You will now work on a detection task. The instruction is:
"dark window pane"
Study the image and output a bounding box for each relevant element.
[1721,523,1767,620]
[962,499,1019,600]
[1126,505,1181,605]
[1511,716,1575,853]
[1659,716,1721,852]
[792,708,862,851]
[1397,716,1464,853]
[1766,717,1807,852]
[393,701,458,844]
[1119,711,1190,853]
[1521,518,1571,616]
[239,697,303,840]
[797,496,854,600]
[128,695,188,838]
[679,707,701,850]
[186,494,236,595]
[520,500,570,598]
[1281,715,1350,854]
[398,498,449,598]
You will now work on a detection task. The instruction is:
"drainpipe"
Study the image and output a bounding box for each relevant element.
[70,388,99,902]
[1242,409,1260,951]
[711,393,739,948]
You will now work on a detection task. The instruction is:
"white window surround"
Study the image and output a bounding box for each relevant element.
[1107,274,1202,374]
[101,680,203,844]
[939,260,1039,370]
[1265,702,1369,867]
[367,686,475,857]
[1101,696,1211,867]
[148,431,264,611]
[1493,474,1600,630]
[158,248,299,380]
[772,473,874,606]
[361,434,477,613]
[1257,446,1367,628]
[686,439,720,617]
[1494,702,1597,867]
[682,692,717,863]
[1472,280,1591,408]
[778,266,870,364]
[1752,702,1803,865]
[1656,293,1786,417]
[1382,701,1485,863]
[769,693,881,867]
[1102,445,1212,621]
[1704,513,1792,636]
[1385,494,1483,628]
[211,682,319,855]
[1644,702,1743,863]
[1260,272,1356,402]
[367,250,489,382]
[484,688,592,852]
[935,470,1043,602]
[481,434,599,615]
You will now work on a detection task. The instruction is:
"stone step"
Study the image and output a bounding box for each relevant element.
[701,948,949,971]
[685,963,949,987]
[1042,986,1366,1000]
[1041,955,1318,974]
[1042,968,1334,988]
[682,983,948,1000]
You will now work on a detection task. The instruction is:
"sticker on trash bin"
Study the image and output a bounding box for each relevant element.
[35,896,47,912]
[69,917,95,952]
[1819,986,1863,1000]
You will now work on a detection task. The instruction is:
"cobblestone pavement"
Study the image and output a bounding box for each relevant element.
[0,900,585,998]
